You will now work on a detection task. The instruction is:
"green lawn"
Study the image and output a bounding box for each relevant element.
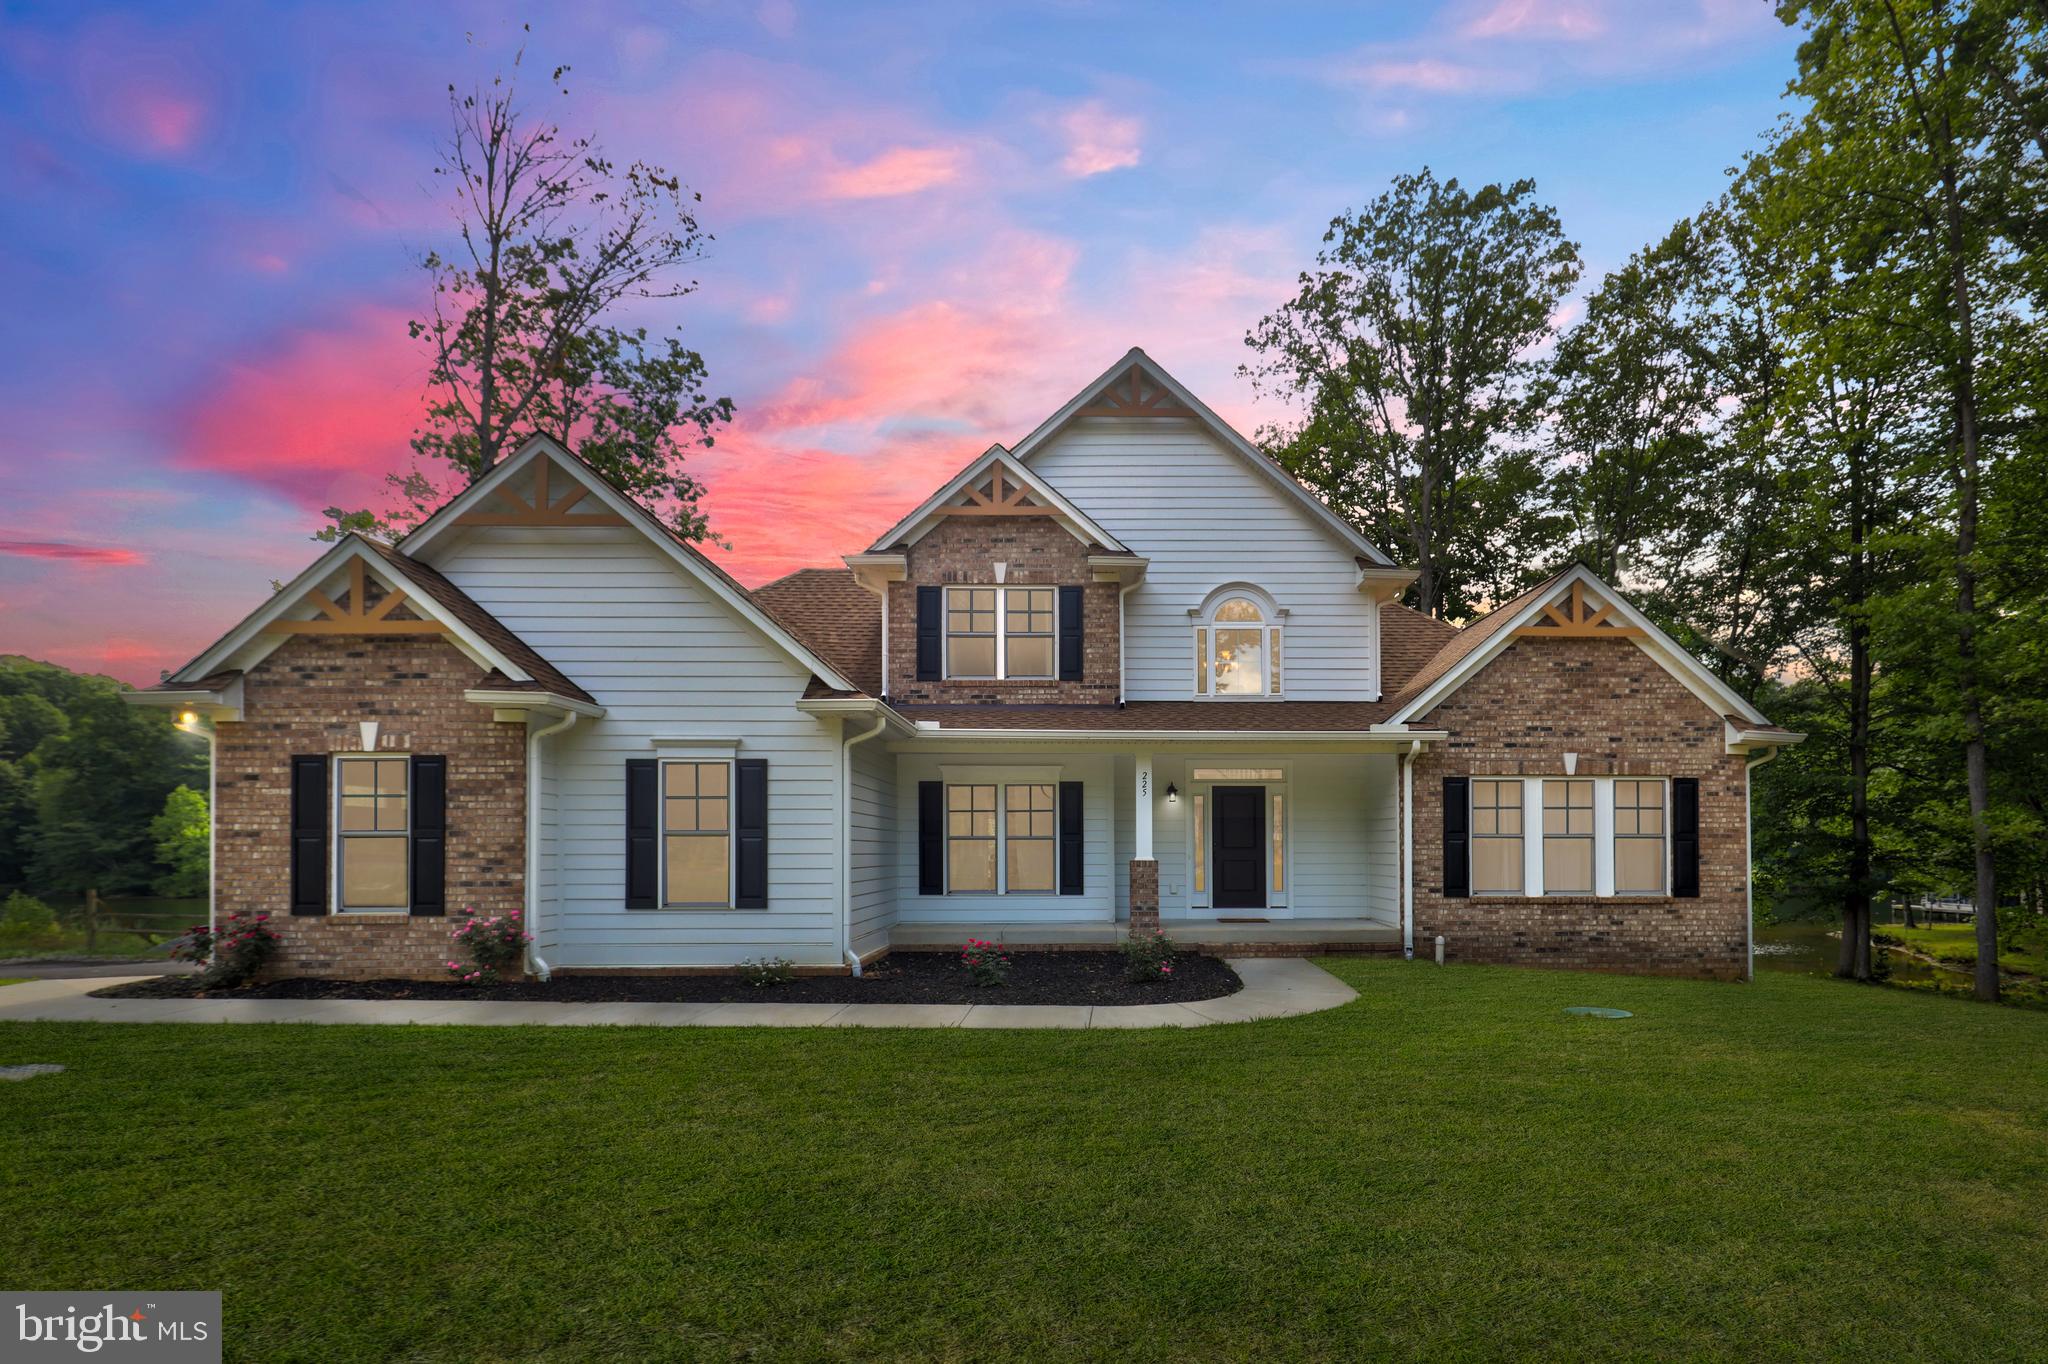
[1877,921,2048,977]
[3,961,2045,1362]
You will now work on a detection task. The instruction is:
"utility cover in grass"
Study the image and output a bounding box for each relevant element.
[0,1064,64,1081]
[1563,1006,1633,1019]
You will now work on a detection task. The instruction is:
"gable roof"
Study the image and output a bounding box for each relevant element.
[862,442,1129,554]
[1385,564,1776,731]
[397,436,863,696]
[751,567,882,696]
[161,532,587,703]
[1010,348,1398,568]
[357,537,594,704]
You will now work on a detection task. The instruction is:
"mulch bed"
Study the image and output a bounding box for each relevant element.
[90,950,1243,1007]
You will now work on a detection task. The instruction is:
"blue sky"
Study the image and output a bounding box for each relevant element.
[0,0,1801,681]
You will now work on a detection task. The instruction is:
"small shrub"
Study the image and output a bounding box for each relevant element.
[444,910,531,986]
[0,891,64,949]
[960,938,1010,987]
[1121,930,1178,983]
[169,911,282,989]
[739,956,795,988]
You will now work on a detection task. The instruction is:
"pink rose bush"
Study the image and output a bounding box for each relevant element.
[444,910,532,985]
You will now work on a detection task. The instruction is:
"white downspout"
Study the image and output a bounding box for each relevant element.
[1402,738,1420,959]
[525,711,579,981]
[841,711,890,974]
[1118,579,1141,704]
[1743,746,1779,984]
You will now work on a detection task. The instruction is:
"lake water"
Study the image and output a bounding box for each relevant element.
[1753,918,1951,985]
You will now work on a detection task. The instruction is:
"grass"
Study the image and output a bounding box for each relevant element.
[3,960,2046,1362]
[0,978,28,987]
[1876,921,2047,977]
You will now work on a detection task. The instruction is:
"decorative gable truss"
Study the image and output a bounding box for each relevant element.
[1073,363,1193,419]
[1511,580,1644,641]
[263,556,447,637]
[451,454,630,528]
[938,462,1055,518]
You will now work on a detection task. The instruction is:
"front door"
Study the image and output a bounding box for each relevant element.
[1212,786,1266,911]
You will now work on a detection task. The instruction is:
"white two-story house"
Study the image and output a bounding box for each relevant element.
[134,350,1799,980]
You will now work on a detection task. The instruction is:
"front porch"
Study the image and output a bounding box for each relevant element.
[868,740,1414,960]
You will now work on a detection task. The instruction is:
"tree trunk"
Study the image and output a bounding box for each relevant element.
[1839,440,1874,981]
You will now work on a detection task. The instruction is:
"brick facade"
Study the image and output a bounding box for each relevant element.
[1412,636,1751,979]
[215,633,526,979]
[1129,859,1159,935]
[884,517,1121,704]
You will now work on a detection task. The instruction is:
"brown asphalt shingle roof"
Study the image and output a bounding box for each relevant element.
[1378,603,1460,693]
[143,669,243,694]
[1387,567,1575,714]
[751,568,882,696]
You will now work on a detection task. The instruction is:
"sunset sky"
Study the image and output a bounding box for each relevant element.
[0,1,1801,685]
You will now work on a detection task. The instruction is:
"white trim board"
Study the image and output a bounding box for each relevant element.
[863,442,1130,554]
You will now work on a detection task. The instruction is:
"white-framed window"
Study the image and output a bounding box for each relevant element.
[1005,784,1057,892]
[1465,777,1673,898]
[663,759,733,908]
[336,755,409,911]
[942,777,1065,894]
[1193,591,1282,696]
[946,585,1057,680]
[1470,777,1523,895]
[1613,778,1667,893]
[1542,779,1595,893]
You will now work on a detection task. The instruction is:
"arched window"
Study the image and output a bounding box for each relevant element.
[1193,590,1282,696]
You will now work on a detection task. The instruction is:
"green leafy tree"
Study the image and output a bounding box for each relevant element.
[150,785,209,899]
[325,35,732,543]
[1243,169,1582,619]
[1767,0,2047,999]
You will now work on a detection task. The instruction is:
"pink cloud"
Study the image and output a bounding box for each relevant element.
[172,305,430,512]
[68,20,220,160]
[1345,58,1498,94]
[1462,0,1606,40]
[1058,101,1143,178]
[817,145,967,200]
[0,540,145,566]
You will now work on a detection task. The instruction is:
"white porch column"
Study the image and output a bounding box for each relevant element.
[1134,753,1154,860]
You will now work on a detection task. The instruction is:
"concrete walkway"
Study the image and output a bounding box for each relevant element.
[0,958,1355,1030]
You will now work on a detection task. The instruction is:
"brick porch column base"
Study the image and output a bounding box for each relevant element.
[1129,858,1159,936]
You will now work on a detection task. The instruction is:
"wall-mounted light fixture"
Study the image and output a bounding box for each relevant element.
[1165,782,1179,804]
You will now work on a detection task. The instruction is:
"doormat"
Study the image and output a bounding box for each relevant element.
[1217,918,1270,924]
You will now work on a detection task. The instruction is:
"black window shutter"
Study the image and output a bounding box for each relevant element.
[1672,777,1701,898]
[1058,585,1084,681]
[625,759,659,909]
[1058,780,1084,895]
[916,586,943,681]
[409,755,447,916]
[735,758,769,909]
[918,780,944,895]
[290,755,329,915]
[1441,776,1470,898]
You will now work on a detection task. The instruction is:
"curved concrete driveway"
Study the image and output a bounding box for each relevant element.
[0,958,1356,1030]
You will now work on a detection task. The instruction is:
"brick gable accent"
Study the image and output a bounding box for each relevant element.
[1412,635,1750,979]
[884,517,1120,705]
[214,633,526,979]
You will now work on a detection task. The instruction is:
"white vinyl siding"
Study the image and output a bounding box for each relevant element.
[429,523,844,967]
[848,735,897,959]
[1023,418,1383,701]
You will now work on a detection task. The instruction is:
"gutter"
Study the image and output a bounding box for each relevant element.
[524,711,581,980]
[1402,738,1420,959]
[1117,579,1141,705]
[1743,746,1780,984]
[839,713,890,974]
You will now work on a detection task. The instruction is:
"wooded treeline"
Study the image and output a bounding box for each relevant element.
[1244,0,2046,996]
[0,656,207,903]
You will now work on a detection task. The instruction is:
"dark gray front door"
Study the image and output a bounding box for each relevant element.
[1212,785,1265,910]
